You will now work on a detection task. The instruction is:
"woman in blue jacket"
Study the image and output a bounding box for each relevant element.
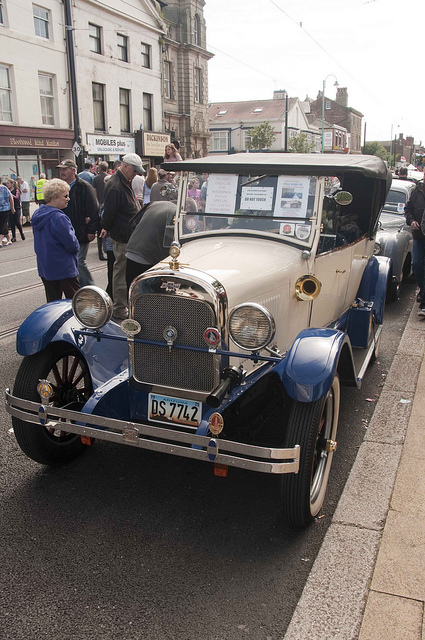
[31,179,80,302]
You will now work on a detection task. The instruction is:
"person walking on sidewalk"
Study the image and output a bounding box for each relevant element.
[17,176,30,224]
[405,179,425,316]
[6,179,25,242]
[35,173,47,205]
[31,179,80,302]
[57,159,99,287]
[100,153,145,320]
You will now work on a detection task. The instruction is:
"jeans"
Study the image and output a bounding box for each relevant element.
[412,237,425,300]
[78,242,94,287]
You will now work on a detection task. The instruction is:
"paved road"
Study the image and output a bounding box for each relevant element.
[0,231,416,639]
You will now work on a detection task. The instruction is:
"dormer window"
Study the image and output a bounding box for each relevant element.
[217,110,228,116]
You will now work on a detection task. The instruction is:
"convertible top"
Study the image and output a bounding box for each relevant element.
[162,153,391,183]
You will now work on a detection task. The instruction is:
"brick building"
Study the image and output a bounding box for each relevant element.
[308,87,363,154]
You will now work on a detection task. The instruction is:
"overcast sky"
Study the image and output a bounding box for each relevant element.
[204,0,424,148]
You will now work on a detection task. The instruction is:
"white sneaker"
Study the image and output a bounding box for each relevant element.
[418,306,425,317]
[1,237,7,245]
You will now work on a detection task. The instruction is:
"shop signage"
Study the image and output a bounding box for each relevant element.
[86,134,135,155]
[0,135,72,148]
[143,132,171,157]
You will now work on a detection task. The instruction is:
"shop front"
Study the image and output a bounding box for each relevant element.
[86,134,136,169]
[0,126,74,199]
[134,131,171,167]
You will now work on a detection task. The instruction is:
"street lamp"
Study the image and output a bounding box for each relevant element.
[389,122,399,169]
[321,74,339,154]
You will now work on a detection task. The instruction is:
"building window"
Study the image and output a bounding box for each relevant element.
[325,100,331,110]
[210,130,229,152]
[33,5,49,39]
[0,65,12,122]
[0,0,4,25]
[117,34,128,62]
[89,23,102,54]
[119,88,130,133]
[244,130,252,150]
[38,73,54,125]
[92,82,105,131]
[194,67,201,104]
[141,42,151,68]
[194,14,201,46]
[164,61,172,99]
[143,93,152,131]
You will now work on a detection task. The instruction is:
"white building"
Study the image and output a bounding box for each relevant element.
[209,91,321,155]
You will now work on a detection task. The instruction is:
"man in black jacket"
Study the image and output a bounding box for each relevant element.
[404,180,425,316]
[57,159,99,286]
[100,153,145,320]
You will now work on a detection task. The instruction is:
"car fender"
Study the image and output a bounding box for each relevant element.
[356,255,390,324]
[275,328,355,403]
[16,300,129,390]
[376,230,410,282]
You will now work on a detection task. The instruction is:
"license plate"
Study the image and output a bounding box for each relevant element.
[148,393,202,428]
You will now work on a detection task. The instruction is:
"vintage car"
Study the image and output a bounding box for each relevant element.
[375,178,415,301]
[5,154,392,527]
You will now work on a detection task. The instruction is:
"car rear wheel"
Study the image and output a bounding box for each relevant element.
[280,375,340,527]
[12,343,93,465]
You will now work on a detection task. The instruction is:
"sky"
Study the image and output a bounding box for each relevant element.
[204,0,425,147]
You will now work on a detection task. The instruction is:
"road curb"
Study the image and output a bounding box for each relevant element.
[283,301,425,640]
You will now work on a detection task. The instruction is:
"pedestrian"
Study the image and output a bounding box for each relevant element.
[17,176,31,224]
[163,143,182,163]
[93,160,109,261]
[187,177,202,210]
[404,180,425,316]
[149,168,171,202]
[125,201,176,290]
[6,179,25,242]
[100,153,145,320]
[78,161,95,185]
[142,167,158,205]
[57,159,99,287]
[0,180,14,246]
[132,172,145,205]
[35,173,47,205]
[31,178,80,302]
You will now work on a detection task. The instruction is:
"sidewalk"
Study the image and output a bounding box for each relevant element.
[284,301,425,640]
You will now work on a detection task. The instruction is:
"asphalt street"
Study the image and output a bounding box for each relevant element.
[0,230,417,639]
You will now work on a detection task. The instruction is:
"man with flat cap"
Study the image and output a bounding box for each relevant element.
[57,159,99,286]
[100,153,145,320]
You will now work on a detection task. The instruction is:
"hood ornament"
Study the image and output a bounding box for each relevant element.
[163,325,178,351]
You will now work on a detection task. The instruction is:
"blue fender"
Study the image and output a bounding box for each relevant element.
[275,328,352,403]
[16,300,129,390]
[356,255,391,325]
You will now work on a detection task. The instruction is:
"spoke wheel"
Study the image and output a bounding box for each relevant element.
[12,343,93,465]
[281,375,340,527]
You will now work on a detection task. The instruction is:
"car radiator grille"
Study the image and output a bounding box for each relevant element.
[132,293,216,392]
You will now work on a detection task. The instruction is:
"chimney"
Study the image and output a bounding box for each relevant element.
[336,87,348,107]
[273,89,287,100]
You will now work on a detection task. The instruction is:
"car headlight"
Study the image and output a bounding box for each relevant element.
[228,303,275,351]
[72,286,113,329]
[373,241,382,255]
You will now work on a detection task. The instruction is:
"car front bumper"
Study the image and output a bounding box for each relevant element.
[5,389,300,475]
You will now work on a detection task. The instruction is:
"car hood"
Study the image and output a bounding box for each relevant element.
[379,212,407,231]
[178,235,302,303]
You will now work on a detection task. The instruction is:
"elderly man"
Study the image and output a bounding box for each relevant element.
[57,159,99,286]
[149,168,170,202]
[100,153,145,320]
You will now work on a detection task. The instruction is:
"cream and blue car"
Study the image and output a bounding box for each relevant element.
[6,154,392,527]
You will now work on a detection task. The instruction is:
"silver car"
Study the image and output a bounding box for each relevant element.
[375,178,416,301]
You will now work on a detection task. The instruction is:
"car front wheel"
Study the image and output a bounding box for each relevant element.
[12,343,93,465]
[280,375,340,527]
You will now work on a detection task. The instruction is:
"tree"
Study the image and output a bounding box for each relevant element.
[362,141,389,163]
[247,122,277,151]
[288,132,315,153]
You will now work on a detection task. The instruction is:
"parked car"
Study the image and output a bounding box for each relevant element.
[375,178,416,301]
[5,154,392,527]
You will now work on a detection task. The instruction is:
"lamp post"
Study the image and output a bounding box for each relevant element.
[321,74,339,153]
[389,122,399,169]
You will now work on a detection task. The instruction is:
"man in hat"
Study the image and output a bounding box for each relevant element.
[100,153,145,320]
[57,159,99,286]
[149,168,171,202]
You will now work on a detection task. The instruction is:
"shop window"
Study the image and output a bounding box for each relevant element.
[164,61,172,99]
[89,23,102,54]
[143,93,152,131]
[38,73,55,126]
[92,82,105,131]
[119,88,130,133]
[33,5,49,39]
[0,65,13,122]
[117,34,128,62]
[141,42,151,68]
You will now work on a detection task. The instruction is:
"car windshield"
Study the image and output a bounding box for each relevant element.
[383,188,407,214]
[179,173,318,246]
